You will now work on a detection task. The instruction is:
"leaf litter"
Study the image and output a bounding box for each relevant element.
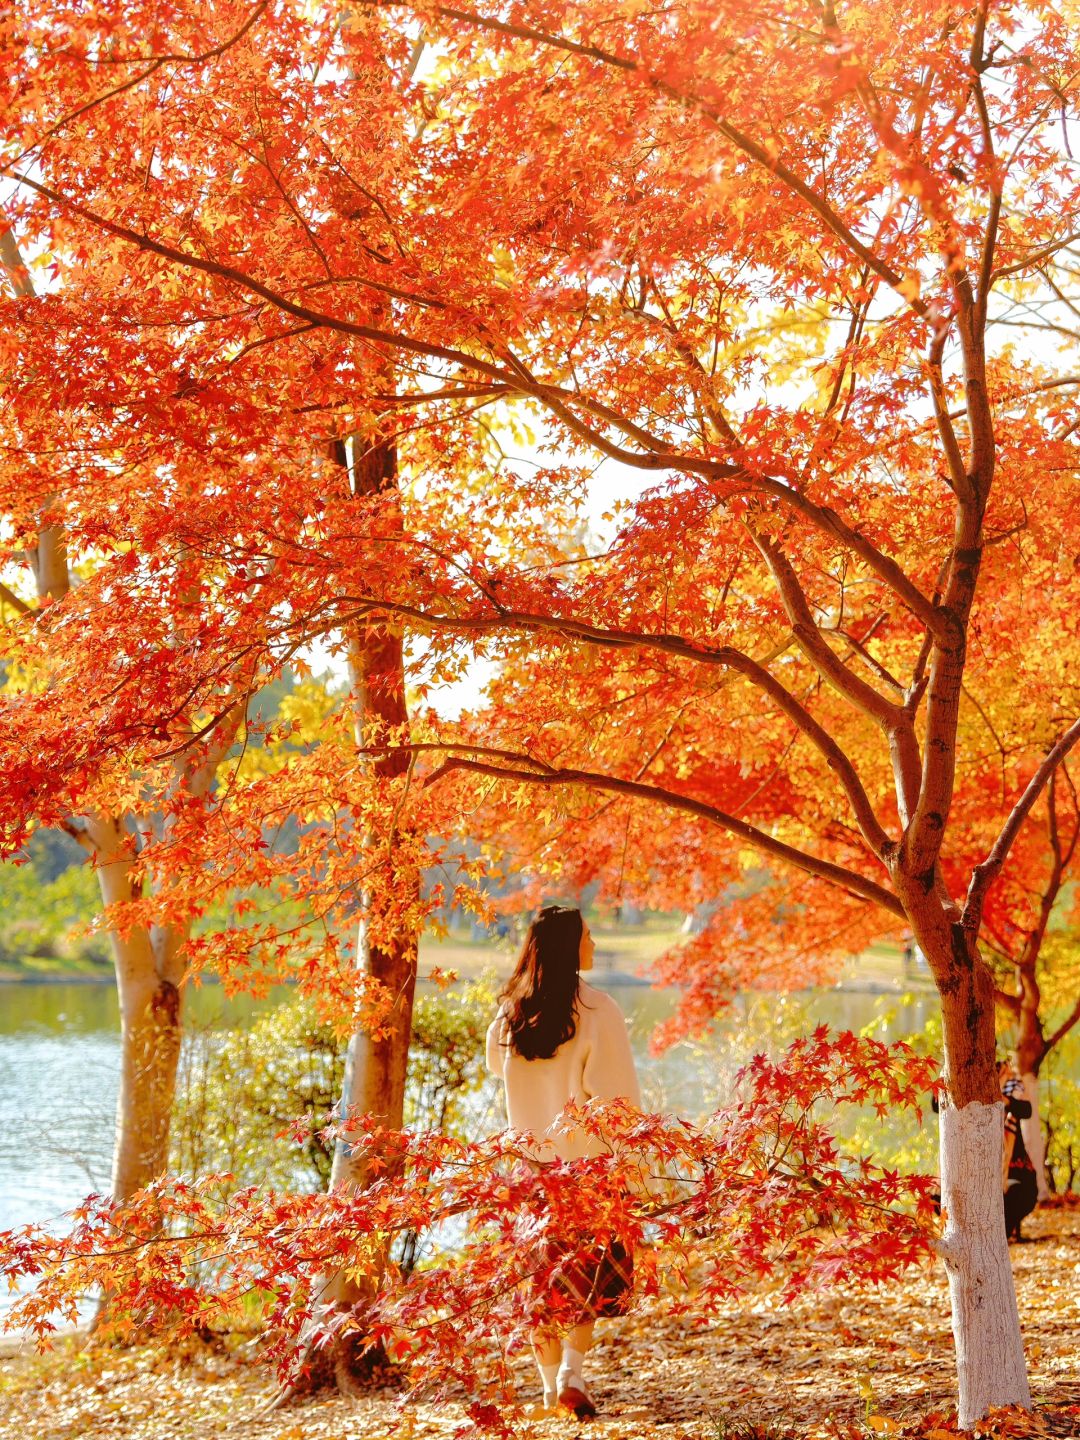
[0,1207,1076,1440]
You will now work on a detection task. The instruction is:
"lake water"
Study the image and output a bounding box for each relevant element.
[0,977,945,1243]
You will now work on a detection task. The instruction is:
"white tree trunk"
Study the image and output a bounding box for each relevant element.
[1019,1071,1050,1202]
[95,838,184,1201]
[938,1101,1031,1428]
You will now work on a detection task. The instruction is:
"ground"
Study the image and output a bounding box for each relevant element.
[2,1208,1076,1440]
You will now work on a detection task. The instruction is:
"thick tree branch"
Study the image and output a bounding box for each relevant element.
[750,529,902,731]
[9,180,945,636]
[9,173,748,482]
[332,595,891,856]
[384,742,904,916]
[749,478,947,640]
[0,225,35,299]
[904,495,985,875]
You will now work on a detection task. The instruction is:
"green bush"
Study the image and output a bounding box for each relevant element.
[171,978,498,1198]
[0,833,111,976]
[1042,1033,1080,1196]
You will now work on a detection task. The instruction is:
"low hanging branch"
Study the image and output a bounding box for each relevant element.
[357,739,905,917]
[1,1030,940,1421]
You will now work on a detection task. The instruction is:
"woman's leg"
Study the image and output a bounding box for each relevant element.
[1004,1171,1038,1239]
[532,1330,561,1367]
[564,1321,595,1358]
[532,1328,561,1410]
[557,1321,597,1418]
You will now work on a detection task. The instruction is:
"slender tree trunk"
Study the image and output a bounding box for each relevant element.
[280,434,419,1398]
[92,821,186,1200]
[911,901,1031,1428]
[328,432,419,1247]
[85,697,238,1205]
[10,218,189,1206]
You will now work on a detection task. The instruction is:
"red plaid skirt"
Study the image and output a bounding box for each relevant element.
[536,1234,634,1321]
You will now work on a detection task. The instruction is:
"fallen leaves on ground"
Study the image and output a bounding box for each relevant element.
[1,1209,1076,1440]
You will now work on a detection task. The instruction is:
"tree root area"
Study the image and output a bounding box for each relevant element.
[1,1207,1076,1440]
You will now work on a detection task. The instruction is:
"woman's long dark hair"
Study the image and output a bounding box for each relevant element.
[500,905,584,1061]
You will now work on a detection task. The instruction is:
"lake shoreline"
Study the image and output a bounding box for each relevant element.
[0,971,937,994]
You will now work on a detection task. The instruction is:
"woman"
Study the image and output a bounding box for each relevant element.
[486,904,641,1420]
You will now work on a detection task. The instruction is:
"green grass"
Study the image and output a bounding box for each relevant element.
[0,949,113,982]
[420,915,688,980]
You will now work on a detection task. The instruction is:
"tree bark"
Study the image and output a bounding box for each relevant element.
[937,1101,1032,1428]
[281,434,419,1398]
[914,909,1031,1426]
[331,435,419,1231]
[91,819,187,1201]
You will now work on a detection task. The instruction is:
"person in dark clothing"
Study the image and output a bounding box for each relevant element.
[999,1060,1038,1242]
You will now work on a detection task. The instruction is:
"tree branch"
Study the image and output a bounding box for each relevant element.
[994,985,1022,1017]
[1046,994,1080,1054]
[964,715,1080,929]
[333,595,891,856]
[749,479,947,640]
[970,3,1002,332]
[6,1,272,173]
[9,179,944,635]
[387,742,904,916]
[925,329,973,502]
[0,581,32,615]
[749,529,902,731]
[387,2,929,316]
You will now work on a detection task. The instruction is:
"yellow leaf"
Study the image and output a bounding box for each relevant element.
[867,1418,900,1434]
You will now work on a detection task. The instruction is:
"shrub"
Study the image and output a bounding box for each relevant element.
[171,977,499,1200]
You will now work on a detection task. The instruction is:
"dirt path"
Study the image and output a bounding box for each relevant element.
[2,1208,1076,1439]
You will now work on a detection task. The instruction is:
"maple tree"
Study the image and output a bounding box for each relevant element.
[0,224,249,1207]
[3,0,1080,1427]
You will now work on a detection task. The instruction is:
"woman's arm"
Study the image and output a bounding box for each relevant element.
[485,1012,506,1079]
